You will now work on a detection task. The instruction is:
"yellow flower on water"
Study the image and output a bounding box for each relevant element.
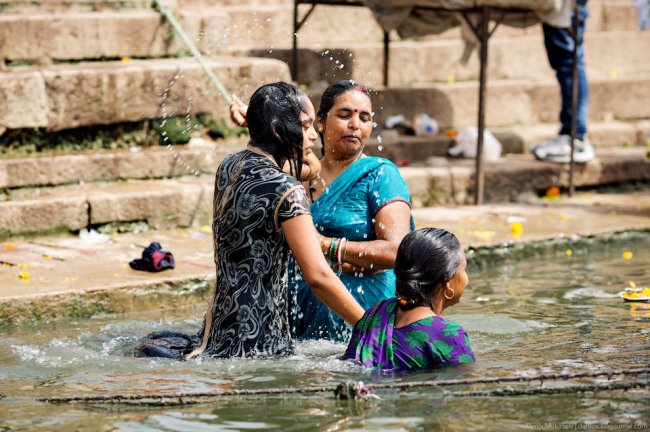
[447,74,456,84]
[3,242,16,251]
[43,255,52,260]
[623,251,634,260]
[511,222,523,238]
[121,57,131,63]
[18,272,30,280]
[566,249,573,257]
[18,263,28,269]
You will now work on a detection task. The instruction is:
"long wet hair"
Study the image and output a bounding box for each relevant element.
[394,228,463,310]
[247,82,305,179]
[316,80,371,157]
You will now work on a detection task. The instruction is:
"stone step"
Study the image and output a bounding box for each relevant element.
[356,73,650,131]
[402,147,650,206]
[363,120,650,164]
[2,118,645,191]
[0,140,243,189]
[0,176,215,236]
[242,30,650,87]
[0,0,152,13]
[0,57,290,131]
[2,119,645,191]
[220,0,640,50]
[0,1,640,62]
[1,147,648,236]
[0,11,230,63]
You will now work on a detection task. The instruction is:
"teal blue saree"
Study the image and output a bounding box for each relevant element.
[289,156,414,341]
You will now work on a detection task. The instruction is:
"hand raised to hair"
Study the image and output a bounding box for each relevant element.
[229,94,248,127]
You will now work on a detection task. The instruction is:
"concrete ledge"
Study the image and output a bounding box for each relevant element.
[1,189,648,327]
[0,57,291,130]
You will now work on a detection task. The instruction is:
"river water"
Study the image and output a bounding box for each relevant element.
[1,236,648,431]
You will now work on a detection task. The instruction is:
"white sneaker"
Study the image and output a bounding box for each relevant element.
[533,135,595,163]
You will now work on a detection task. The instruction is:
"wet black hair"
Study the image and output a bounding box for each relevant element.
[247,82,306,179]
[394,228,463,310]
[316,80,371,157]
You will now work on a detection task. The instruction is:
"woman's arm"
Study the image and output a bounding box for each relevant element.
[320,201,411,272]
[283,214,364,325]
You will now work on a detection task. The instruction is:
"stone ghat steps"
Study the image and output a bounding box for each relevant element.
[0,119,645,191]
[0,57,290,131]
[351,73,650,132]
[0,1,641,63]
[2,59,648,135]
[240,30,650,87]
[1,147,648,235]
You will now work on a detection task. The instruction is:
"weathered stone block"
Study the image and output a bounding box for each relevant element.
[0,70,49,129]
[87,182,196,226]
[0,197,88,234]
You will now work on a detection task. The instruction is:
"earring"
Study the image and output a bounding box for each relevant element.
[318,126,323,133]
[444,287,455,300]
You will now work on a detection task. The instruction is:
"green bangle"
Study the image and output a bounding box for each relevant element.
[328,238,339,262]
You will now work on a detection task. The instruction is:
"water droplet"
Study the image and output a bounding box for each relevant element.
[377,135,382,144]
[378,145,383,151]
[337,64,344,69]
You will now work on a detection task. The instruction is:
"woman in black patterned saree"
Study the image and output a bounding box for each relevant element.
[139,82,364,359]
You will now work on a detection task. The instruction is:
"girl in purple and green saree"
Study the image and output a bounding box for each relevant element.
[343,228,475,372]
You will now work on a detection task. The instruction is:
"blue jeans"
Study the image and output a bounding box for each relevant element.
[542,1,589,140]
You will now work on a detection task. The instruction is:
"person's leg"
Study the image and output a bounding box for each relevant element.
[542,1,589,140]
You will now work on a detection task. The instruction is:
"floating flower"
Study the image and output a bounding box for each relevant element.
[18,272,30,280]
[566,249,573,257]
[18,263,29,269]
[511,222,523,237]
[120,57,131,63]
[622,251,634,260]
[3,242,16,251]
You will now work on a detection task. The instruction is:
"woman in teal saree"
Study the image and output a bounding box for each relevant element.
[288,81,414,341]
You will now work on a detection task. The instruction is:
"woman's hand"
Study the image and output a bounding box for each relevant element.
[229,94,248,127]
[301,153,321,182]
[283,153,322,182]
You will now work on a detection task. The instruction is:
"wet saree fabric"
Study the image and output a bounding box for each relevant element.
[289,156,413,341]
[139,150,310,359]
[343,298,475,372]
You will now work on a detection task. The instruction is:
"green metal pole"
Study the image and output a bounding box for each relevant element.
[153,0,232,104]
